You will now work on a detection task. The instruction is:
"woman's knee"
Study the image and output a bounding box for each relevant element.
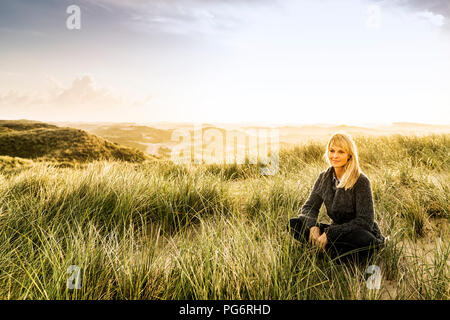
[339,228,379,248]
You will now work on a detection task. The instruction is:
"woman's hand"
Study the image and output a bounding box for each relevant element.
[309,226,328,252]
[309,226,320,247]
[316,233,328,252]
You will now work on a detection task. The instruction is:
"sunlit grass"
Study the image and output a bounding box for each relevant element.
[0,134,448,299]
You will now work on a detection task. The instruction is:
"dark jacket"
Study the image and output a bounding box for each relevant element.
[299,166,385,244]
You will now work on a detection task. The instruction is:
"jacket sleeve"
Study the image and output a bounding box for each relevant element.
[298,173,324,230]
[324,175,375,243]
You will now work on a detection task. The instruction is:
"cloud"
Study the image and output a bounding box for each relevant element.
[369,0,450,16]
[0,75,151,122]
[80,0,277,36]
[402,0,450,16]
[416,11,445,27]
[370,0,450,31]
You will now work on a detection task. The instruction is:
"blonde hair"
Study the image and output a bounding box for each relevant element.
[322,131,361,190]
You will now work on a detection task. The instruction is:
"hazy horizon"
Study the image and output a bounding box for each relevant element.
[3,118,450,129]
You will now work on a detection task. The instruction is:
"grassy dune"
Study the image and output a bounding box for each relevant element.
[0,134,448,299]
[0,120,151,163]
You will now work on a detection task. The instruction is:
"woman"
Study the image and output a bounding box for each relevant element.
[288,132,386,259]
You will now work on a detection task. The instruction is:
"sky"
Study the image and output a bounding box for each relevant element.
[0,0,449,125]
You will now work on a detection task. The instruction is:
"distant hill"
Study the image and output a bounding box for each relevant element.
[54,122,174,155]
[47,121,450,159]
[0,120,151,163]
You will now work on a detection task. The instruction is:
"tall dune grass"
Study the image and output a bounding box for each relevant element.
[0,134,448,299]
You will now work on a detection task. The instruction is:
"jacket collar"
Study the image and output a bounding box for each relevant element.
[326,166,334,177]
[327,166,341,188]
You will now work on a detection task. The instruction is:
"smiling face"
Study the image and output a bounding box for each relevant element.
[328,144,351,168]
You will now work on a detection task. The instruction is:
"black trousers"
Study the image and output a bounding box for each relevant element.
[288,216,382,260]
